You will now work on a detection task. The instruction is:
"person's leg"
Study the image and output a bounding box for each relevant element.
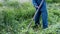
[34,8,41,26]
[41,1,48,29]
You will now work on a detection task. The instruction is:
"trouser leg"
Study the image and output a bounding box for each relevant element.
[41,10,48,29]
[34,8,41,25]
[41,2,48,29]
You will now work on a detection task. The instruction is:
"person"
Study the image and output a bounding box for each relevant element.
[32,0,48,29]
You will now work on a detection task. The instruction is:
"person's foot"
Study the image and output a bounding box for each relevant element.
[38,23,41,27]
[43,25,48,29]
[32,24,38,29]
[32,24,41,29]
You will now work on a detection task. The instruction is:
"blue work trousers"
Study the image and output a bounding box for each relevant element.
[34,1,48,29]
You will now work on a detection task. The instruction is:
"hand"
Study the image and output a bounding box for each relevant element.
[35,6,39,9]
